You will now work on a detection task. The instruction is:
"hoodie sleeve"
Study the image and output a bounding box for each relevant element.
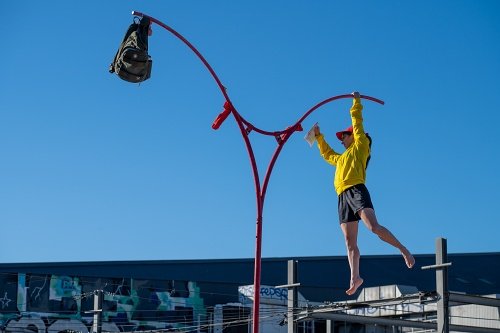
[351,97,371,153]
[350,97,365,140]
[316,134,340,166]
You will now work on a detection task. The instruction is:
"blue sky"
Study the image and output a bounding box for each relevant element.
[1,1,499,263]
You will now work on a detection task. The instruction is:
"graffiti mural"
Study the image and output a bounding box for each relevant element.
[0,273,206,333]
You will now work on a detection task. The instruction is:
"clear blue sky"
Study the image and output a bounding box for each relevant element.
[2,1,499,263]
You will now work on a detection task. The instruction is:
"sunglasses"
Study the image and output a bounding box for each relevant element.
[341,132,352,140]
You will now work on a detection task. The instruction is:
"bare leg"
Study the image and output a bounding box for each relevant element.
[358,208,415,268]
[340,221,364,295]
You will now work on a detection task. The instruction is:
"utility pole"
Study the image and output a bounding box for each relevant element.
[92,290,103,333]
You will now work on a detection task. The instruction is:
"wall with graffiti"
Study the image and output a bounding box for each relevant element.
[0,273,206,333]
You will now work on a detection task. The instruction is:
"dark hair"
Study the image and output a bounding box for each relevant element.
[366,134,372,169]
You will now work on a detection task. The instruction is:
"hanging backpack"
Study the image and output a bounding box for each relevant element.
[109,16,152,83]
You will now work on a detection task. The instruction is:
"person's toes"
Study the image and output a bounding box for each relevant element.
[346,278,364,295]
[403,252,415,268]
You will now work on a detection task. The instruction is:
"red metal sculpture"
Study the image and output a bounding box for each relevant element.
[130,11,384,333]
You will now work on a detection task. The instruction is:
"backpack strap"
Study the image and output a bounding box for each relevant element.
[136,17,151,51]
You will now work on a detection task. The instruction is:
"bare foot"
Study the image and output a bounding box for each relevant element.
[402,250,415,268]
[346,277,364,295]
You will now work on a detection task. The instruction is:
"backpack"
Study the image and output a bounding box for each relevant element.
[109,17,152,83]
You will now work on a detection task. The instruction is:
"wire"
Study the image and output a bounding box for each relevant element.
[0,271,255,301]
[0,275,241,305]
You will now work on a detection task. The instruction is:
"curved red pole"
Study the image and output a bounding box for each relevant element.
[132,12,264,248]
[129,11,384,333]
[132,11,229,102]
[131,11,266,331]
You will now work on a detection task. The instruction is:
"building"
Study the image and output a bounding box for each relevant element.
[0,252,499,332]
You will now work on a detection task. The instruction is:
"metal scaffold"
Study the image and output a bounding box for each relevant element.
[291,238,500,333]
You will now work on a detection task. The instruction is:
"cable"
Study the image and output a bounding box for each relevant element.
[0,271,252,301]
[0,271,350,293]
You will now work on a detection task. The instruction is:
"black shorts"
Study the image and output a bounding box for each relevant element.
[338,184,374,224]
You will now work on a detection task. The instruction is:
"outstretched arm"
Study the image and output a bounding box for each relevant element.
[315,125,340,166]
[350,92,366,141]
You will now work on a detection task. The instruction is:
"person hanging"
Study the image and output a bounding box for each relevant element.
[313,91,415,295]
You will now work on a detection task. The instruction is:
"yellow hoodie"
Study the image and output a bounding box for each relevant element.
[316,98,370,195]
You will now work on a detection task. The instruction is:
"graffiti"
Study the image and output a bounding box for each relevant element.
[238,285,308,307]
[0,273,206,333]
[113,279,128,297]
[0,293,11,310]
[3,317,118,333]
[238,285,289,306]
[30,276,48,303]
[260,287,287,301]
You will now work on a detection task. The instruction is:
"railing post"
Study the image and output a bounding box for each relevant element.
[436,237,450,333]
[92,290,103,333]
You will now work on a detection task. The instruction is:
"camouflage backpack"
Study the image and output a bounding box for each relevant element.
[109,17,152,83]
